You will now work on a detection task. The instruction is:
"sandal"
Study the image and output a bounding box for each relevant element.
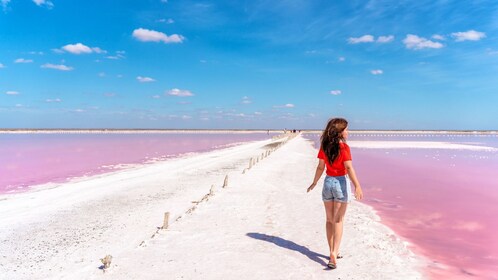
[327,261,337,269]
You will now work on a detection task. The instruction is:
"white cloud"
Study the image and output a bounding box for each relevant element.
[152,95,161,99]
[33,0,53,8]
[182,115,192,120]
[432,34,445,41]
[61,43,106,54]
[451,30,486,42]
[5,91,19,95]
[371,69,383,75]
[166,88,194,97]
[157,18,174,24]
[137,76,156,83]
[403,34,443,50]
[132,28,185,44]
[242,96,251,104]
[348,35,374,44]
[91,47,107,54]
[14,58,33,63]
[98,72,106,77]
[46,98,62,102]
[0,63,5,68]
[338,57,345,62]
[41,63,73,71]
[273,104,295,108]
[377,35,394,43]
[330,90,342,95]
[254,111,262,115]
[105,51,125,60]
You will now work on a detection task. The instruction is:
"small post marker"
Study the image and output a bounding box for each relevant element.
[162,212,170,229]
[223,174,229,188]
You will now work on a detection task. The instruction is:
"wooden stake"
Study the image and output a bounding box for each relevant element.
[162,212,170,229]
[223,174,229,188]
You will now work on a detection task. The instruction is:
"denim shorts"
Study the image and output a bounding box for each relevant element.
[322,175,352,203]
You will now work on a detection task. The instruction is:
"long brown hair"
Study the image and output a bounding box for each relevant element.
[320,118,348,165]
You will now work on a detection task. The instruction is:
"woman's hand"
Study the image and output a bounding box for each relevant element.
[355,187,363,200]
[307,183,316,193]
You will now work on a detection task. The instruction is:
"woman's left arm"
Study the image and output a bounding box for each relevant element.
[344,160,363,200]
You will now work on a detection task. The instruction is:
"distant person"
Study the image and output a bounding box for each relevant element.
[307,117,363,269]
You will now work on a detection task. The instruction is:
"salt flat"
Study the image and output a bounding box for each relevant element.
[0,135,427,280]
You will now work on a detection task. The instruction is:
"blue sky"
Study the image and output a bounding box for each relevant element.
[1,0,497,130]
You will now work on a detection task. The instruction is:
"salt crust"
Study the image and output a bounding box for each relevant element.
[0,136,427,279]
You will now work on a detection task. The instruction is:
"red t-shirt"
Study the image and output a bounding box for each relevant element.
[317,142,352,176]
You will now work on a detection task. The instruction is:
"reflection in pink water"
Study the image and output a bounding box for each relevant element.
[306,133,498,280]
[0,132,274,194]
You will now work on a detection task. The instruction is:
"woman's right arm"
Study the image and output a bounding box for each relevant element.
[344,160,363,200]
[307,159,325,192]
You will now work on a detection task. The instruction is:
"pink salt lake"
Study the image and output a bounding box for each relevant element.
[307,132,498,280]
[0,132,274,194]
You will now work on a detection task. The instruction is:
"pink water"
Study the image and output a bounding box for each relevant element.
[306,133,498,280]
[0,132,274,194]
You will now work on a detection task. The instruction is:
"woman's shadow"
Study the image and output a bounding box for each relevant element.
[246,232,328,266]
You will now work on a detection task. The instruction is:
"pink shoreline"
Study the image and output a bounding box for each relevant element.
[0,133,274,194]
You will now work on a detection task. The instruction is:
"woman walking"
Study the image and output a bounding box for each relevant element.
[307,118,363,269]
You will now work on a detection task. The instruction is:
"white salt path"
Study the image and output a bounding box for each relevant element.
[0,136,427,280]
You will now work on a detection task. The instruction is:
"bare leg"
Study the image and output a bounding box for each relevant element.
[323,202,335,261]
[331,201,348,259]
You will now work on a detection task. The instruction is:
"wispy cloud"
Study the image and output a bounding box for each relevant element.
[41,63,73,71]
[330,90,342,95]
[371,69,383,75]
[1,0,10,11]
[14,58,33,63]
[105,50,126,60]
[432,34,445,41]
[403,34,443,50]
[33,0,53,8]
[132,28,185,44]
[451,30,486,42]
[241,96,251,104]
[166,88,194,97]
[338,57,345,62]
[273,103,295,108]
[377,35,394,43]
[157,18,174,24]
[0,63,5,68]
[348,35,374,44]
[61,43,107,54]
[349,35,394,44]
[137,76,156,83]
[46,98,62,102]
[5,91,19,95]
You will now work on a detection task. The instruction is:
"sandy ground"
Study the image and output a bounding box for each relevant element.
[0,135,427,280]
